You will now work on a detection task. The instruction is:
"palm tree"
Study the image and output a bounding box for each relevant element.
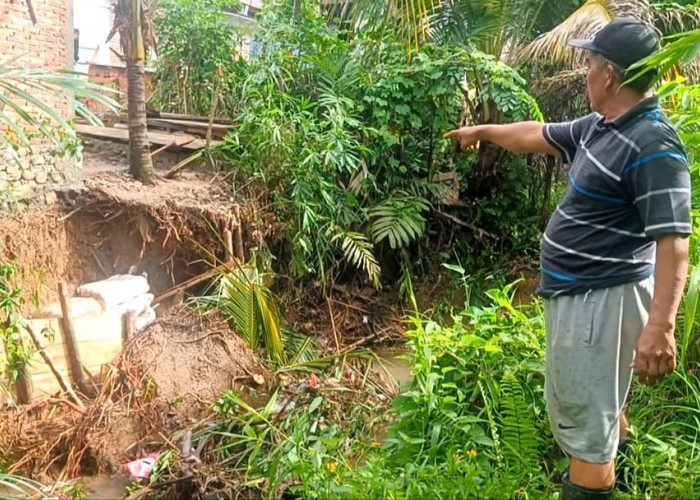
[108,0,156,184]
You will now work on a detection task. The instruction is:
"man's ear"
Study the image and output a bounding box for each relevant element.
[604,65,618,91]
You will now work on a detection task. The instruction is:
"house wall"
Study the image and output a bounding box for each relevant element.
[0,0,76,194]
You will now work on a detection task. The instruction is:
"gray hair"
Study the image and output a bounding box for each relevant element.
[591,52,656,92]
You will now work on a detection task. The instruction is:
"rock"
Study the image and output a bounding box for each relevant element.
[50,172,63,183]
[45,191,57,205]
[33,156,46,166]
[35,171,48,184]
[6,167,21,181]
[21,170,35,181]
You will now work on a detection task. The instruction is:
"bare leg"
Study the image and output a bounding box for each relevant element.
[569,457,615,490]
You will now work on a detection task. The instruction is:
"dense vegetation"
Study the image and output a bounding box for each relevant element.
[140,1,700,498]
[3,0,700,498]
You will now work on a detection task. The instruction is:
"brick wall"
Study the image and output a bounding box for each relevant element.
[86,63,154,113]
[0,0,76,194]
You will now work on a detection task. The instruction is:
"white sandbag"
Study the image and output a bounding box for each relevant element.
[134,307,157,332]
[77,274,150,311]
[112,293,155,318]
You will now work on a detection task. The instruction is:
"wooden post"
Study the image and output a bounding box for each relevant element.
[14,364,32,405]
[25,324,84,408]
[122,311,135,346]
[224,228,234,262]
[58,282,88,394]
[233,206,245,262]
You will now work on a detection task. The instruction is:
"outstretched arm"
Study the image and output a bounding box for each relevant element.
[444,121,559,156]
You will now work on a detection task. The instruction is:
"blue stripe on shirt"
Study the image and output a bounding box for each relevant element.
[540,266,579,283]
[569,174,626,204]
[623,152,687,174]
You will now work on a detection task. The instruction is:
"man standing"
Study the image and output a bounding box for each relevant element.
[445,19,691,499]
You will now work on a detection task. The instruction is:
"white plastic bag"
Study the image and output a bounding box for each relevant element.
[77,275,150,310]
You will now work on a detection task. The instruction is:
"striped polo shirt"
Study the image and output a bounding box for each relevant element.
[540,95,691,297]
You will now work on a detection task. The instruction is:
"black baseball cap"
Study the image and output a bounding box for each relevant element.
[568,18,659,69]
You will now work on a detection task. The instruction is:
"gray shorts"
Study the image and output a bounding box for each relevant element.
[544,277,653,463]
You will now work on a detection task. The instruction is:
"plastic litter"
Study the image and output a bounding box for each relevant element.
[124,453,160,480]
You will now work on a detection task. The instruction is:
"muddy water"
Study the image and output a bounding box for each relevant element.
[373,347,413,387]
[81,475,132,499]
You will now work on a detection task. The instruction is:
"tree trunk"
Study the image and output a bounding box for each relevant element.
[126,57,155,183]
[126,0,155,184]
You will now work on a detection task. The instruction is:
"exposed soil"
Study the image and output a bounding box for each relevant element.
[0,154,259,313]
[0,141,272,483]
[0,306,267,480]
[124,306,267,409]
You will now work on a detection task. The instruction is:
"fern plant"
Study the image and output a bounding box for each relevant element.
[498,372,541,470]
[369,195,430,250]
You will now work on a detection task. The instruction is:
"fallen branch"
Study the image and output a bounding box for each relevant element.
[433,209,497,239]
[339,326,402,355]
[154,259,237,304]
[25,324,84,409]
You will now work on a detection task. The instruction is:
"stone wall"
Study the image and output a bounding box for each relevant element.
[0,145,76,195]
[0,0,75,194]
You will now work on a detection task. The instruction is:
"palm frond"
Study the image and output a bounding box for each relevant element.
[204,265,287,364]
[276,349,377,374]
[516,0,650,67]
[341,0,441,49]
[652,2,700,36]
[331,230,382,288]
[0,64,121,158]
[0,473,49,498]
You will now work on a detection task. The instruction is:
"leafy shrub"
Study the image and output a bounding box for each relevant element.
[152,0,246,115]
[217,1,542,287]
[194,283,555,498]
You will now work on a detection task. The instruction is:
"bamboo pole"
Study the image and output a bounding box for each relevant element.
[154,259,236,304]
[224,228,234,262]
[58,282,88,394]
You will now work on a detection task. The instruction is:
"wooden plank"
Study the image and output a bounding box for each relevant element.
[75,124,220,150]
[158,112,233,125]
[148,118,232,133]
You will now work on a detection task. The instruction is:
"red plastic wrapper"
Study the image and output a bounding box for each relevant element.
[124,453,160,480]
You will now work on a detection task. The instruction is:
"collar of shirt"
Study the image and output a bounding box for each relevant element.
[597,95,660,129]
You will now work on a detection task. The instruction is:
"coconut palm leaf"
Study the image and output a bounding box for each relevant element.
[344,0,440,49]
[346,0,556,57]
[0,63,120,158]
[0,473,51,498]
[202,264,287,364]
[517,0,650,67]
